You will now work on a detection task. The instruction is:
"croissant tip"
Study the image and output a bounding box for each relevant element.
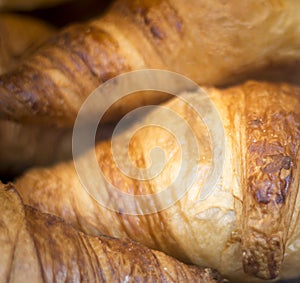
[242,248,281,280]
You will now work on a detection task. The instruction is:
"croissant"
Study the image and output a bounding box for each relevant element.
[15,81,300,282]
[0,13,55,74]
[0,118,113,178]
[0,182,225,282]
[0,0,299,126]
[0,120,73,178]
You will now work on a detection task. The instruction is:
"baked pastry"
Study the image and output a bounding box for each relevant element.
[0,182,225,282]
[15,81,300,282]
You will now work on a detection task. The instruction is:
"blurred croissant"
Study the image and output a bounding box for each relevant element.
[0,14,74,178]
[0,182,225,283]
[0,0,72,11]
[15,81,300,282]
[0,13,55,73]
[0,0,299,126]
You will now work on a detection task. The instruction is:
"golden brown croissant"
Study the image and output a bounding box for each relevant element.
[0,13,55,74]
[0,0,299,126]
[0,182,225,283]
[15,81,300,282]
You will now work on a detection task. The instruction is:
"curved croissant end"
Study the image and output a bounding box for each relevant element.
[242,83,300,279]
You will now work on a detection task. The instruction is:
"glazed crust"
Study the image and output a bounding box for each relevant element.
[15,81,300,282]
